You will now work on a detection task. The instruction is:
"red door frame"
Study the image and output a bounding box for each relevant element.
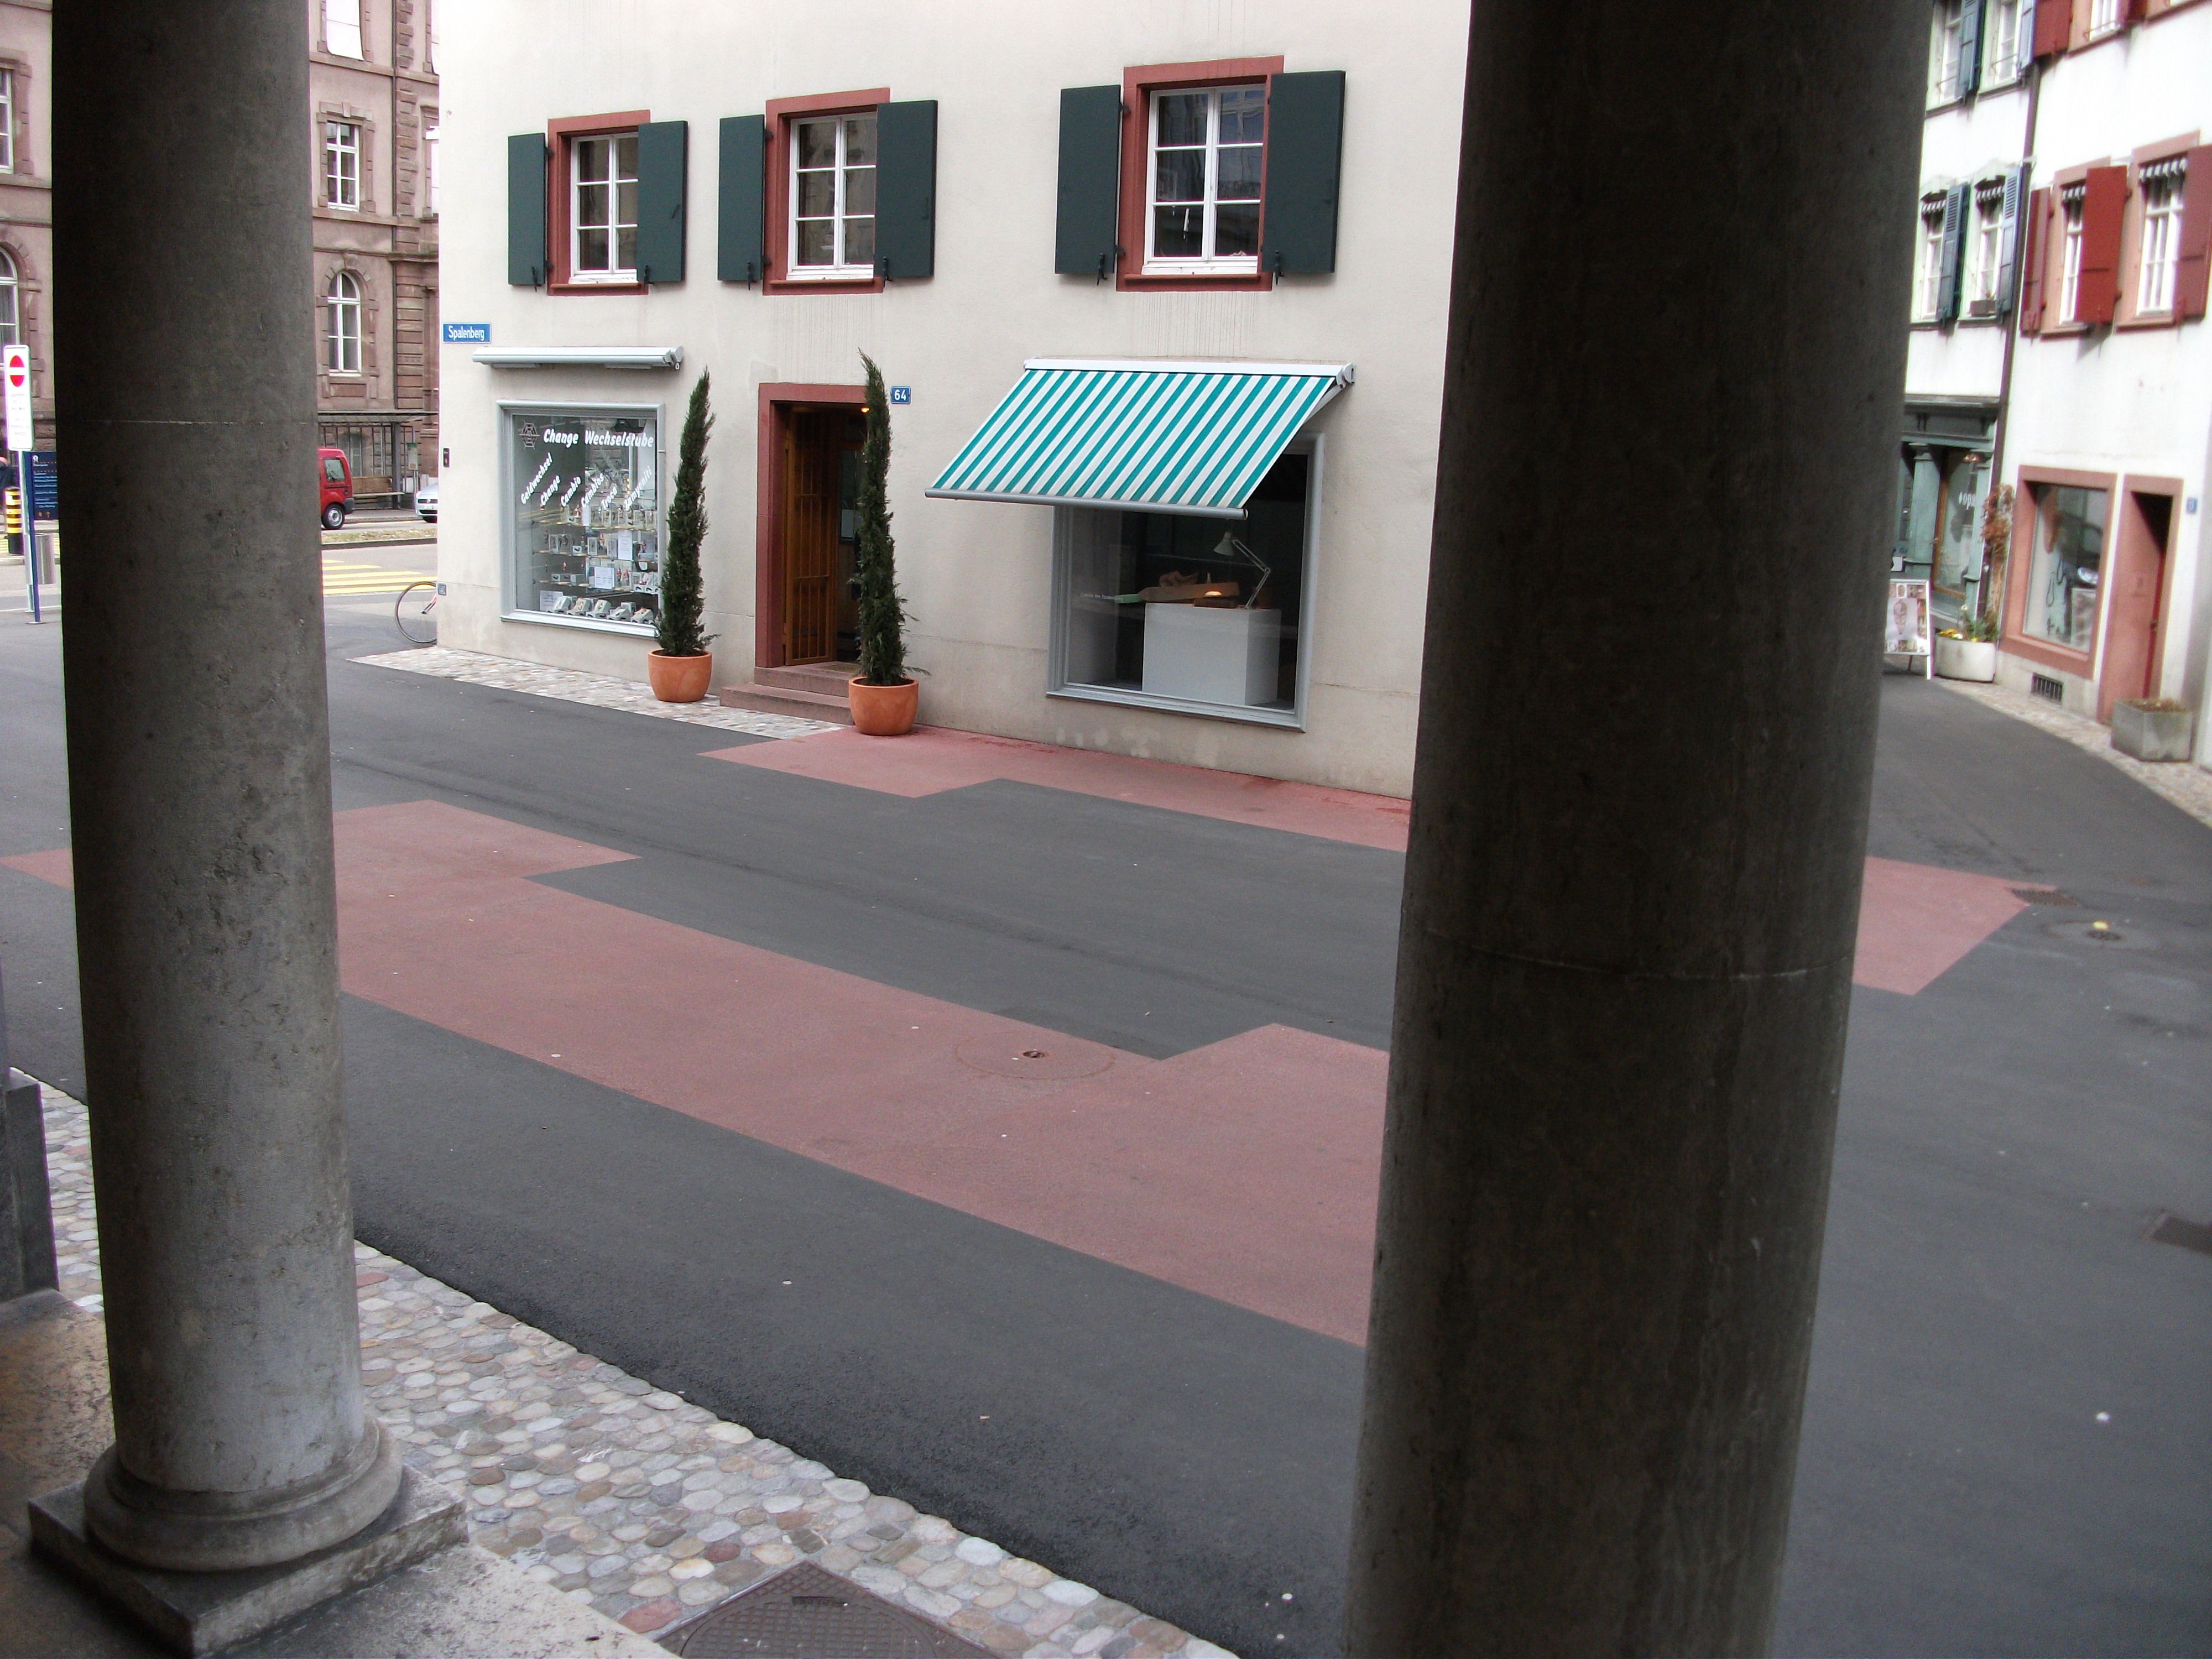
[754,382,868,671]
[2097,475,2182,721]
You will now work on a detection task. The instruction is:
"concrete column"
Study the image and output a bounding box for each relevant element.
[49,1,399,1571]
[1344,4,1923,1656]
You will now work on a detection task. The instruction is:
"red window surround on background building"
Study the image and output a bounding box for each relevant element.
[760,88,891,295]
[544,109,649,294]
[1116,56,1284,294]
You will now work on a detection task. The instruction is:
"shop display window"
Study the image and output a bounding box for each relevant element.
[502,403,662,633]
[2023,484,2106,652]
[1053,448,1314,724]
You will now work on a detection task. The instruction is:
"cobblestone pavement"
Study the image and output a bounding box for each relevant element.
[356,646,841,742]
[35,1082,1233,1657]
[1931,675,2212,832]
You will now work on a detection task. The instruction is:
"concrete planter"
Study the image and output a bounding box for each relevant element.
[1933,637,1997,682]
[2110,700,2195,763]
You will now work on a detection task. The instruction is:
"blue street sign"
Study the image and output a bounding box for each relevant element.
[27,450,55,521]
[442,322,491,344]
[889,386,911,405]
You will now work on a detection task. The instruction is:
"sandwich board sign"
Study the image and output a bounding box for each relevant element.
[1885,578,1933,678]
[3,343,31,454]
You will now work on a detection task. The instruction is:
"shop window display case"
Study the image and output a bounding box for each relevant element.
[1051,447,1317,726]
[500,402,664,633]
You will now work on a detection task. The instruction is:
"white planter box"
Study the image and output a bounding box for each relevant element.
[1934,637,1997,682]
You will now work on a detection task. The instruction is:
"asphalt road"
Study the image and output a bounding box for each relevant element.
[1,599,2205,1657]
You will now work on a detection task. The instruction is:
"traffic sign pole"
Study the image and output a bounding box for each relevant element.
[3,343,36,623]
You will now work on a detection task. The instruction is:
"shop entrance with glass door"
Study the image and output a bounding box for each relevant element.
[774,405,866,667]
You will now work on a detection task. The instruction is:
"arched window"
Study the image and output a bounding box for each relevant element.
[0,249,18,348]
[325,271,361,374]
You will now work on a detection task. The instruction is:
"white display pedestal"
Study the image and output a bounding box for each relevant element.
[1141,604,1281,707]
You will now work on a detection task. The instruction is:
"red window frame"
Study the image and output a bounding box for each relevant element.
[2001,466,2116,672]
[1117,56,1284,294]
[761,88,891,295]
[545,109,650,294]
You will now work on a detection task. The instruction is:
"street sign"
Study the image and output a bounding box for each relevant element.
[441,322,491,344]
[3,343,32,453]
[26,450,55,521]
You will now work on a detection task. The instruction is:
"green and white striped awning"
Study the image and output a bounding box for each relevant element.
[925,358,1353,520]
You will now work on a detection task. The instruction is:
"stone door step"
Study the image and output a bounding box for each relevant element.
[718,682,853,724]
[757,662,860,695]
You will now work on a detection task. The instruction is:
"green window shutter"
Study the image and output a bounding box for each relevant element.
[1260,71,1345,276]
[634,120,687,285]
[1056,86,1122,277]
[718,116,766,284]
[508,133,548,286]
[1994,163,2027,314]
[875,100,937,280]
[1957,0,1985,96]
[1937,181,1969,321]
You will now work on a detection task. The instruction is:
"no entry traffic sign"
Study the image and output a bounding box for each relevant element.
[2,343,30,454]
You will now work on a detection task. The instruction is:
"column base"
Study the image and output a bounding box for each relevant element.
[28,1467,465,1656]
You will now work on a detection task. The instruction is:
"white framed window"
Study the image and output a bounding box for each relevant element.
[325,272,361,375]
[0,70,15,174]
[1915,196,1949,319]
[790,113,877,277]
[1966,182,2005,309]
[1929,0,1965,103]
[0,249,19,347]
[1145,85,1265,274]
[422,123,439,218]
[570,133,638,281]
[2089,0,2121,33]
[324,0,363,59]
[1986,0,2023,83]
[2137,165,2183,313]
[324,119,359,210]
[2058,190,2085,321]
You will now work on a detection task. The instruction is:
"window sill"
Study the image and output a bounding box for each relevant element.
[764,272,884,295]
[1118,268,1274,294]
[2115,310,2182,330]
[504,608,657,638]
[546,280,649,297]
[1048,682,1303,730]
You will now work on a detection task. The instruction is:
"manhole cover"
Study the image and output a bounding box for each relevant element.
[661,1562,995,1658]
[2045,920,2158,950]
[953,1032,1116,1080]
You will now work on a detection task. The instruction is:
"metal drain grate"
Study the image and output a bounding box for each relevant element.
[2030,672,2065,703]
[2011,887,2081,906]
[659,1562,997,1658]
[2147,1212,2212,1258]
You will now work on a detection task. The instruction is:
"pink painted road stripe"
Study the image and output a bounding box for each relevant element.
[0,805,2043,1346]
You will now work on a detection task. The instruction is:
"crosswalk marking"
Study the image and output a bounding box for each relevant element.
[323,557,432,595]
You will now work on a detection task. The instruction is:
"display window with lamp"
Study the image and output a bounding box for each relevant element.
[499,401,665,634]
[1048,444,1321,727]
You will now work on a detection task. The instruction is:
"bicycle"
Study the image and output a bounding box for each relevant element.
[394,580,440,645]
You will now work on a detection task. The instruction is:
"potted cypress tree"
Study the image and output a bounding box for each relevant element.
[649,371,717,702]
[848,352,919,736]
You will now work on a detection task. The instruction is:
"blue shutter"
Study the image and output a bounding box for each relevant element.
[718,117,766,284]
[1056,86,1123,277]
[1937,182,1969,321]
[1259,71,1345,276]
[634,121,687,285]
[508,133,548,286]
[1957,0,1985,96]
[1994,164,2027,314]
[875,101,937,280]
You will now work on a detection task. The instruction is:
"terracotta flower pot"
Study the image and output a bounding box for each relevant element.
[848,677,919,736]
[648,650,713,703]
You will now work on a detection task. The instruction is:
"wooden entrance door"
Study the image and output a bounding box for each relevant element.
[2097,491,2173,722]
[782,411,842,664]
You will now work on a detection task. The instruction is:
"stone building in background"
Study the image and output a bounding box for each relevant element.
[0,0,53,452]
[314,0,440,503]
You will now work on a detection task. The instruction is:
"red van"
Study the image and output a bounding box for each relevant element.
[319,447,352,530]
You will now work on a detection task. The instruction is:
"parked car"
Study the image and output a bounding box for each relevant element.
[318,447,352,530]
[414,475,439,523]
